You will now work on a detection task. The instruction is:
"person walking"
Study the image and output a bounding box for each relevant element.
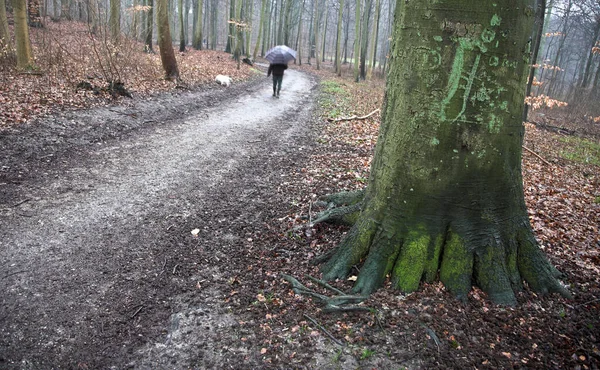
[267,63,288,98]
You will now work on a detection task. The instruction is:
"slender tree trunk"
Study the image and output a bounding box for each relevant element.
[546,0,572,96]
[359,0,371,79]
[343,0,349,63]
[157,0,179,79]
[307,0,313,63]
[12,0,34,70]
[524,0,545,121]
[28,0,43,27]
[110,0,120,43]
[193,0,203,48]
[579,18,600,89]
[321,4,328,62]
[313,0,319,69]
[253,0,267,59]
[335,0,343,75]
[321,0,569,305]
[52,0,60,20]
[178,0,185,50]
[0,0,12,52]
[353,0,360,81]
[367,0,380,78]
[296,0,305,64]
[145,0,154,52]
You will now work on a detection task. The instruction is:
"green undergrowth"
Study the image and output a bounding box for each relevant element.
[319,80,350,119]
[558,136,600,166]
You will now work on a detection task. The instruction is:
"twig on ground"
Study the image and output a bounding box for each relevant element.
[327,108,380,123]
[307,275,346,295]
[304,314,344,346]
[282,274,369,312]
[172,264,179,274]
[10,198,31,208]
[130,305,144,319]
[523,145,552,166]
[1,270,27,280]
[576,298,600,308]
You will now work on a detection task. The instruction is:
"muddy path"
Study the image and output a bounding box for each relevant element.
[0,69,318,369]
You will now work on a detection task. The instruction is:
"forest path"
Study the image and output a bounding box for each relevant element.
[0,69,318,368]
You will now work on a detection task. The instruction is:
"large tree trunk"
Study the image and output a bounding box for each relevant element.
[321,0,569,305]
[12,0,34,70]
[157,0,179,79]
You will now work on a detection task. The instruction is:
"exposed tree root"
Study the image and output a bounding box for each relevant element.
[281,274,370,312]
[315,190,571,305]
[311,190,364,226]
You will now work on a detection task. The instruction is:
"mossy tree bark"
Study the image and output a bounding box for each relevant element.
[157,0,179,80]
[322,0,569,305]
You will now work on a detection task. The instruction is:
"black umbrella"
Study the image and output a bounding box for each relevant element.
[265,45,297,64]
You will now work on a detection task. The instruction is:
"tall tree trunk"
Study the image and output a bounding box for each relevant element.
[51,0,60,20]
[524,0,546,121]
[157,0,179,79]
[193,0,203,49]
[12,0,34,69]
[253,0,267,59]
[313,0,319,69]
[110,0,120,43]
[210,0,216,49]
[545,0,572,96]
[358,0,371,79]
[579,18,600,89]
[335,0,343,75]
[342,0,349,63]
[352,0,360,81]
[367,0,379,78]
[178,0,185,51]
[225,0,234,52]
[28,0,43,27]
[144,0,154,52]
[0,0,12,52]
[321,0,569,305]
[283,0,291,45]
[321,3,328,62]
[295,0,305,64]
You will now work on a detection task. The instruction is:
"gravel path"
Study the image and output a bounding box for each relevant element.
[0,69,318,369]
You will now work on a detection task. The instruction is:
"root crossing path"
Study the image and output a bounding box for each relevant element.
[0,70,317,368]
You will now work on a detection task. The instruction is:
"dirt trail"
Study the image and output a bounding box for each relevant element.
[0,69,318,369]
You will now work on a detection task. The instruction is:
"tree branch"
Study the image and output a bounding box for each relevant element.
[327,108,380,122]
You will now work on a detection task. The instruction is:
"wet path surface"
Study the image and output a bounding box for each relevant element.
[0,69,317,368]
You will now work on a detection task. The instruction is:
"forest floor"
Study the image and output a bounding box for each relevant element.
[1,20,600,369]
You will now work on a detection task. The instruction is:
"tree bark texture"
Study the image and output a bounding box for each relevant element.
[0,0,12,50]
[178,0,185,51]
[193,0,204,49]
[157,0,179,79]
[109,0,120,43]
[322,0,569,305]
[335,0,343,75]
[12,0,34,69]
[144,0,154,52]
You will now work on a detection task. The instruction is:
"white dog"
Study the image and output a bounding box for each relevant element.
[215,75,232,87]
